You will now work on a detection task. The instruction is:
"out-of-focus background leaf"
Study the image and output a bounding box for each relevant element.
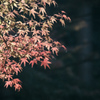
[0,0,100,100]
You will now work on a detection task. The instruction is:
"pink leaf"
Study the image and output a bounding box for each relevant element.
[4,81,13,88]
[52,47,59,55]
[30,59,37,68]
[14,84,22,92]
[41,58,51,69]
[21,58,28,66]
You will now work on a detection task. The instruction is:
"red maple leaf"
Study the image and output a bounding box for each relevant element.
[30,9,38,18]
[30,59,37,68]
[41,58,51,69]
[14,84,22,92]
[13,67,21,75]
[12,78,22,84]
[21,58,28,66]
[52,47,59,55]
[4,81,13,88]
[5,75,13,81]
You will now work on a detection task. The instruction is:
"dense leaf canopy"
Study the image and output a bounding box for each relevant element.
[0,0,70,91]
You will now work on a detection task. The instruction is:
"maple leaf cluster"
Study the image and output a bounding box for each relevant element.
[0,0,70,91]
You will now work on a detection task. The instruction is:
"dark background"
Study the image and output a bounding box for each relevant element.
[0,0,100,100]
